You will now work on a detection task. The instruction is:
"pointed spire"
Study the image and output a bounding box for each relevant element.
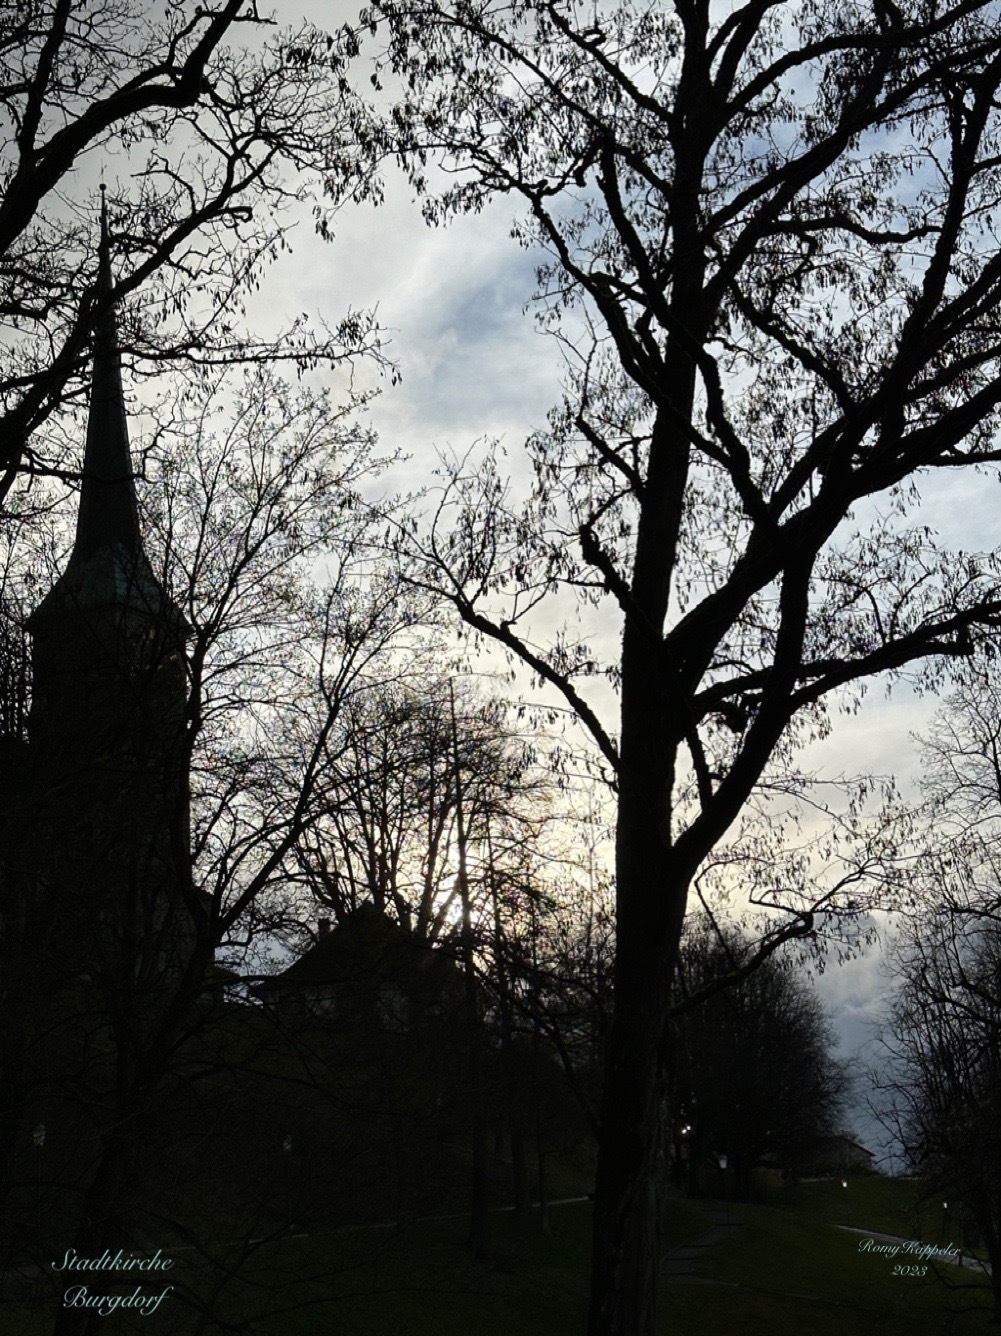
[72,185,142,559]
[28,190,183,635]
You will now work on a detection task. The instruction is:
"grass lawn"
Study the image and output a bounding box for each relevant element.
[1,1204,595,1336]
[772,1175,967,1241]
[665,1178,996,1336]
[3,1179,994,1333]
[229,1207,594,1336]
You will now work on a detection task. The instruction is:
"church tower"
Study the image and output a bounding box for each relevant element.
[26,196,194,993]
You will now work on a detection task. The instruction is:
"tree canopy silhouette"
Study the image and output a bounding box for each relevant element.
[363,0,1001,1329]
[0,0,380,505]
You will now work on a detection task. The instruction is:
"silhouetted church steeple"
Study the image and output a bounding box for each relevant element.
[73,186,142,562]
[24,195,193,988]
[29,190,178,633]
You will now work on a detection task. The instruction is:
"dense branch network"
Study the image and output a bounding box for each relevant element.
[373,0,1001,871]
[0,0,382,506]
[359,3,1001,1330]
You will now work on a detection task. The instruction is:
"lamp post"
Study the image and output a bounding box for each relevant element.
[718,1154,730,1233]
[674,1121,692,1194]
[283,1134,293,1231]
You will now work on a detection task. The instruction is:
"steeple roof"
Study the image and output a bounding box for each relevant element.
[29,193,180,632]
[73,186,142,560]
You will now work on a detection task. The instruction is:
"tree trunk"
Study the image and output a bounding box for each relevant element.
[468,1113,490,1259]
[0,1034,26,1248]
[984,1226,1001,1323]
[588,617,686,1336]
[50,1131,132,1336]
[450,683,489,1261]
[587,954,671,1336]
[537,1137,550,1234]
[511,1123,530,1213]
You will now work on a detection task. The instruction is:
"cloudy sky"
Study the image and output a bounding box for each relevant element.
[231,14,1001,1156]
[82,0,997,1156]
[274,177,904,1126]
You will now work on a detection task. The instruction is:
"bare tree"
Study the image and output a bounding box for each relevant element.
[137,366,414,949]
[671,920,850,1199]
[290,679,539,940]
[876,913,1001,1320]
[2,364,419,1335]
[286,676,562,1251]
[358,1,1001,1327]
[871,671,1001,1322]
[0,0,381,505]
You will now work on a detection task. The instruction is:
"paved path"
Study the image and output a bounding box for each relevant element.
[662,1209,743,1285]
